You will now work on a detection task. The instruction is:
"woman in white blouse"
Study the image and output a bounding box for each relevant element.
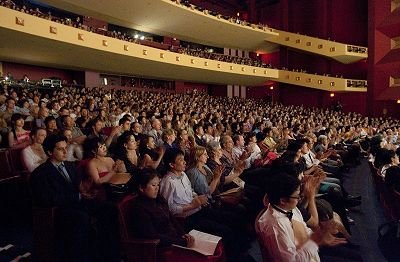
[22,127,47,172]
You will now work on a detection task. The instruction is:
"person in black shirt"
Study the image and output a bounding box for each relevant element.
[129,168,194,248]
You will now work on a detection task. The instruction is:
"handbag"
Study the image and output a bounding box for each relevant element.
[104,173,134,201]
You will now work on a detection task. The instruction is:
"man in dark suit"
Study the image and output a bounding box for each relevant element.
[30,134,119,262]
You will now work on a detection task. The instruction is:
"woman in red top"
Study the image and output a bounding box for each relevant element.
[80,137,126,199]
[8,113,30,149]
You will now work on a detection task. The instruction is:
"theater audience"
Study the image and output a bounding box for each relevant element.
[0,74,398,261]
[30,134,120,261]
[160,148,248,261]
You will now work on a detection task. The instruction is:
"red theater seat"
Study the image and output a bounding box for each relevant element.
[0,149,14,182]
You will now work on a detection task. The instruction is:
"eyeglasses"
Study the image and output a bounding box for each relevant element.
[288,195,303,200]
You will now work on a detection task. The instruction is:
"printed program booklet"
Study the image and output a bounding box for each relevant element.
[173,230,222,256]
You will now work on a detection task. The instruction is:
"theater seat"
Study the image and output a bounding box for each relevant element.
[8,148,29,178]
[118,194,226,262]
[118,194,161,262]
[255,207,273,262]
[390,190,400,220]
[0,149,14,182]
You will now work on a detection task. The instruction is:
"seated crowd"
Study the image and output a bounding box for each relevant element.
[1,81,400,261]
[0,0,270,69]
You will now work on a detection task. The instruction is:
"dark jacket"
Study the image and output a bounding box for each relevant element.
[129,195,187,247]
[30,160,81,207]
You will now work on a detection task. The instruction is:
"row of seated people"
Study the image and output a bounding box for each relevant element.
[1,83,398,260]
[173,46,270,68]
[8,125,363,261]
[0,0,270,69]
[27,129,364,261]
[368,135,400,218]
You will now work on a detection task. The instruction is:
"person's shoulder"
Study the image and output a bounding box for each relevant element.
[31,161,52,177]
[185,167,197,175]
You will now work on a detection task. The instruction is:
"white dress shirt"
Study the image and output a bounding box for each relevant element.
[160,171,201,217]
[304,151,320,169]
[257,204,319,262]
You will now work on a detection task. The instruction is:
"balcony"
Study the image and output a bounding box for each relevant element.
[38,0,367,64]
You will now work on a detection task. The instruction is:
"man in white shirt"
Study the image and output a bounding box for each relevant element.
[160,148,247,261]
[257,173,346,262]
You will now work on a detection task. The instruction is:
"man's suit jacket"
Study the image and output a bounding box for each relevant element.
[30,160,81,207]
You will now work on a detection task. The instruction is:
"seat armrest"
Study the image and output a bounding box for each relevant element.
[123,238,160,246]
[121,238,160,262]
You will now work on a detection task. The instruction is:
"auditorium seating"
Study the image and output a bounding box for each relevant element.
[368,162,400,221]
[0,148,29,183]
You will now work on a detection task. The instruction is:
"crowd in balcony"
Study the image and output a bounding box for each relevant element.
[172,0,271,31]
[1,75,399,260]
[0,0,271,69]
[174,45,271,68]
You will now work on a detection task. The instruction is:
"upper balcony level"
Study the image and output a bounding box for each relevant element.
[38,0,368,64]
[0,5,366,92]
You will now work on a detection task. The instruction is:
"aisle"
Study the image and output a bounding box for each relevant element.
[343,159,387,262]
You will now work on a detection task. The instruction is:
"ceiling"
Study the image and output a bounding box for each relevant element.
[37,0,279,53]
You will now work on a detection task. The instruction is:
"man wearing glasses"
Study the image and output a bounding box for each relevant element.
[257,173,346,262]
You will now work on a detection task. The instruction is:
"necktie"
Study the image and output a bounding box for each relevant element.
[58,163,71,183]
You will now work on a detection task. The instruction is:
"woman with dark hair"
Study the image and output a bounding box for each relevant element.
[8,113,30,149]
[130,168,194,248]
[22,127,47,172]
[80,137,126,200]
[114,131,140,175]
[138,134,165,170]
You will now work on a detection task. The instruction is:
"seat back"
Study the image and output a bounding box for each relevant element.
[0,149,14,182]
[390,190,400,220]
[9,148,29,178]
[118,194,137,241]
[32,207,56,262]
[255,207,274,262]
